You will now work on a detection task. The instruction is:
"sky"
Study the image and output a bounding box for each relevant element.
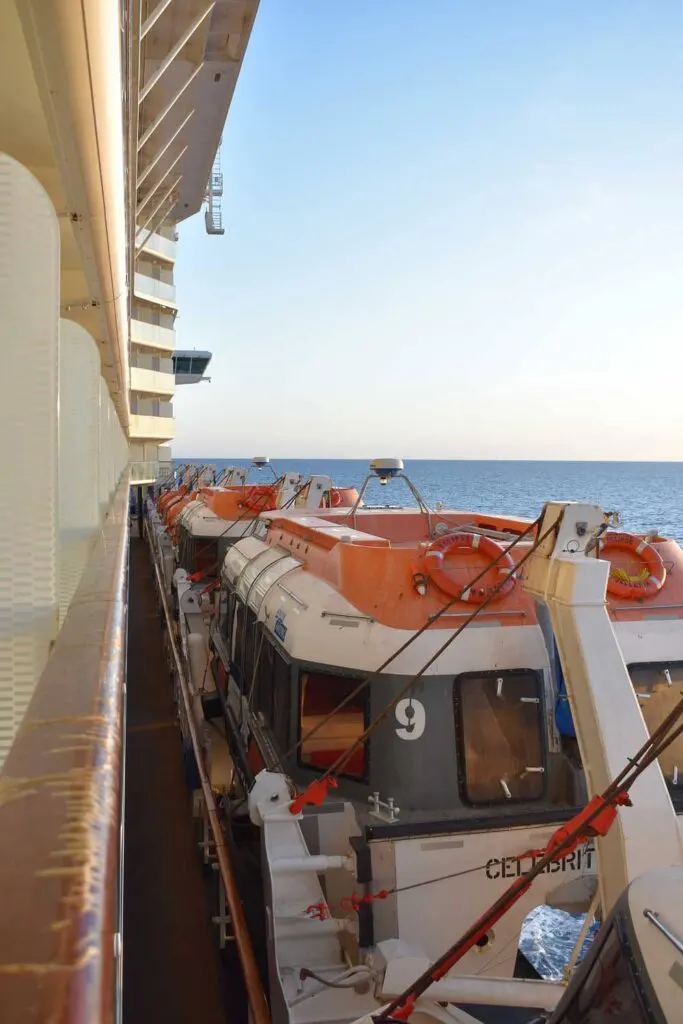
[172,0,683,460]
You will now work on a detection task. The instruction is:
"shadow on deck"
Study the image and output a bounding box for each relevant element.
[123,538,228,1024]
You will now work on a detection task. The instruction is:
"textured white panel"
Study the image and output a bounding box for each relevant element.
[0,154,59,766]
[58,320,101,620]
[98,377,110,515]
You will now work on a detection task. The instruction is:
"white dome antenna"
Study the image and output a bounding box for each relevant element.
[369,458,404,485]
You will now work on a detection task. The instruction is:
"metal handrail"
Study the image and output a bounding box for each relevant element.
[147,518,271,1024]
[0,474,130,1023]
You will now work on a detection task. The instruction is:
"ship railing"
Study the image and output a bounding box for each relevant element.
[145,519,271,1024]
[0,474,129,1024]
[130,459,159,484]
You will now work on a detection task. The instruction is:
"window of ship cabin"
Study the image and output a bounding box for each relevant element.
[454,671,545,805]
[629,662,683,796]
[299,671,368,780]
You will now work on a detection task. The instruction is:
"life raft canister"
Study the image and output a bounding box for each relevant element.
[600,532,666,600]
[423,531,516,603]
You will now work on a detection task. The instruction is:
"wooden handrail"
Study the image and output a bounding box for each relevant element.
[0,475,130,1023]
[147,517,271,1024]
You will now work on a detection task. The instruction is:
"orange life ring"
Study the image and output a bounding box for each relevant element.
[330,489,343,507]
[239,485,277,512]
[423,532,516,603]
[600,532,666,600]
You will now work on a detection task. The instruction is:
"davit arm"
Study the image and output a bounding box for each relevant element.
[523,501,683,915]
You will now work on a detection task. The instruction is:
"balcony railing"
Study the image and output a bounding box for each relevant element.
[130,398,172,417]
[130,318,176,352]
[134,228,177,262]
[133,273,177,308]
[130,354,173,373]
[130,460,160,484]
[0,475,129,1023]
[129,414,175,442]
[129,364,175,398]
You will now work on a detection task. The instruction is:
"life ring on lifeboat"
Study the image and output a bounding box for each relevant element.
[239,485,277,513]
[600,532,666,600]
[423,532,516,603]
[330,489,343,507]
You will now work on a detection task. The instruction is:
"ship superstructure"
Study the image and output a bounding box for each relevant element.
[2,5,683,1024]
[0,1,259,1019]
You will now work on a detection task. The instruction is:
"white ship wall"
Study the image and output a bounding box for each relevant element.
[0,154,60,765]
[0,153,128,767]
[58,319,101,620]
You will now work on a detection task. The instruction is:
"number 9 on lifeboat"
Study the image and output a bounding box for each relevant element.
[421,531,516,603]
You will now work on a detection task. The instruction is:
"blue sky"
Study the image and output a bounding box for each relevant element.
[172,0,683,459]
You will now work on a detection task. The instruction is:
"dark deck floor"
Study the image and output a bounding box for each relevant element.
[123,538,228,1024]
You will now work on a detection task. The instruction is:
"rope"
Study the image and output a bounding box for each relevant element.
[305,856,533,920]
[283,514,541,766]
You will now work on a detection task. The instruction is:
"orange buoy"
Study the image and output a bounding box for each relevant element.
[329,487,358,508]
[238,484,278,512]
[423,531,516,603]
[601,532,666,599]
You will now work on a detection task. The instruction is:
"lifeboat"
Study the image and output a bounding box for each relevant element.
[148,457,683,1024]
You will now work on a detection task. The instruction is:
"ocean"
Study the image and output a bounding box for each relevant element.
[178,458,683,541]
[174,457,677,977]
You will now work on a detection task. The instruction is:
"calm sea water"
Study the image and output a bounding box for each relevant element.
[180,458,683,541]
[177,457,679,976]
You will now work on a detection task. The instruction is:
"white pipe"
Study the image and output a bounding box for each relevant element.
[19,0,130,427]
[272,854,354,874]
[382,971,564,1012]
[275,919,352,939]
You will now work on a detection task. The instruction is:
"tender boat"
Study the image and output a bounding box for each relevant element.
[144,459,683,1022]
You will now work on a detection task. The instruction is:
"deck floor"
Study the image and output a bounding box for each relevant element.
[123,538,228,1024]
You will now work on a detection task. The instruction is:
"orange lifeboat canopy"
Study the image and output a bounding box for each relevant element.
[158,484,186,515]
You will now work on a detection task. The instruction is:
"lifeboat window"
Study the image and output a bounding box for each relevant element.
[231,598,243,671]
[628,662,683,794]
[230,599,258,694]
[454,670,545,805]
[192,539,217,576]
[253,641,291,750]
[299,671,368,780]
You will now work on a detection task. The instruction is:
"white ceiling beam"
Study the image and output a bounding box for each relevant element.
[137,62,203,151]
[136,175,183,241]
[137,145,188,217]
[141,0,174,40]
[135,195,177,257]
[137,109,194,187]
[139,2,215,103]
